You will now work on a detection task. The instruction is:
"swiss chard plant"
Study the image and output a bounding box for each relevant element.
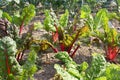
[0,4,38,61]
[19,47,38,80]
[54,51,120,80]
[1,4,36,35]
[11,4,36,35]
[80,5,120,62]
[0,36,22,80]
[0,36,37,80]
[40,9,90,57]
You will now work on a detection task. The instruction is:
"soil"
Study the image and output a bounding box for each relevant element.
[22,12,120,80]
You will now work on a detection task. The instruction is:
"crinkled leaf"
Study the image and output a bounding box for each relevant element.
[44,10,55,32]
[86,53,106,80]
[55,51,74,63]
[0,36,22,79]
[94,9,105,30]
[67,67,82,79]
[20,49,37,80]
[33,22,43,30]
[105,63,120,80]
[20,4,36,25]
[2,12,12,22]
[101,10,110,33]
[12,4,35,27]
[59,10,69,28]
[77,62,88,72]
[80,5,91,18]
[12,16,21,26]
[54,64,78,80]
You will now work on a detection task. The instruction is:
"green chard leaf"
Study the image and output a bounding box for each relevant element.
[20,48,37,80]
[54,52,120,80]
[20,4,36,25]
[80,5,91,18]
[105,64,120,80]
[44,10,55,32]
[55,51,74,63]
[55,52,86,80]
[101,10,110,34]
[2,12,12,22]
[33,22,43,30]
[0,36,22,79]
[94,9,105,30]
[86,53,106,80]
[59,10,69,28]
[95,77,107,80]
[54,64,78,80]
[12,4,35,26]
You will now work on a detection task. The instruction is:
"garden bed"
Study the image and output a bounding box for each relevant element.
[0,1,120,80]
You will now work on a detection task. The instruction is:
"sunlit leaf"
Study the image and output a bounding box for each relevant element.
[59,10,69,28]
[2,12,12,22]
[94,9,106,30]
[20,4,36,25]
[33,22,43,30]
[80,5,91,18]
[44,10,55,32]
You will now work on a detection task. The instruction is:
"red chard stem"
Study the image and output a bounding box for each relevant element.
[19,16,26,36]
[68,29,81,53]
[52,23,59,42]
[70,45,80,58]
[19,22,24,36]
[5,54,11,74]
[46,42,58,53]
[107,46,118,61]
[73,25,77,31]
[60,43,65,51]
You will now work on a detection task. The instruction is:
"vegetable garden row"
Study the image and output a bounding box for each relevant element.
[0,0,120,80]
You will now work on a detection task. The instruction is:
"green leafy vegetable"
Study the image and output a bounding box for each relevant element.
[86,53,106,80]
[20,48,37,80]
[54,51,88,80]
[54,51,120,80]
[0,36,22,80]
[54,64,78,80]
[33,22,43,30]
[59,10,69,28]
[44,10,56,32]
[12,4,36,35]
[2,12,12,22]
